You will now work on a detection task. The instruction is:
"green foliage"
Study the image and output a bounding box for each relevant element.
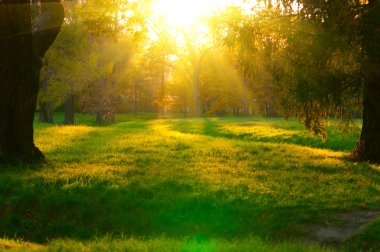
[40,3,91,108]
[40,0,149,122]
[216,1,366,136]
[200,48,245,115]
[0,114,378,251]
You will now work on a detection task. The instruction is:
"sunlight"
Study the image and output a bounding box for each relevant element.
[148,0,255,46]
[151,0,233,28]
[34,126,97,152]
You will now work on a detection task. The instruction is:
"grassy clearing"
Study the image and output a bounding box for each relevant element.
[0,114,379,251]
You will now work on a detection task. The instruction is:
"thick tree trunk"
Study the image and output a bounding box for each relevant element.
[354,69,380,163]
[64,95,75,125]
[0,0,63,163]
[0,1,42,163]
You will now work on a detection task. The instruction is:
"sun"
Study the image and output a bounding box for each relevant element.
[148,0,256,45]
[151,0,235,28]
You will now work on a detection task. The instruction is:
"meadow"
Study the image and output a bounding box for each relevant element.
[1,114,379,251]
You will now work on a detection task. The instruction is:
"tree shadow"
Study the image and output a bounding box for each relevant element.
[172,118,358,152]
[0,174,336,243]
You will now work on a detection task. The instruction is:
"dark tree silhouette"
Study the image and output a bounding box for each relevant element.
[0,0,64,163]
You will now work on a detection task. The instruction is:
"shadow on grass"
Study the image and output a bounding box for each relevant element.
[2,115,374,247]
[171,118,359,152]
[0,173,326,244]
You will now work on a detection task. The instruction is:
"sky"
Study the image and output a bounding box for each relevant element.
[150,0,256,27]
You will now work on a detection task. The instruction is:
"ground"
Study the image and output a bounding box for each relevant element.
[0,114,379,251]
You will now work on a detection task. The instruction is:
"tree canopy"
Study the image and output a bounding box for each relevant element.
[1,0,379,163]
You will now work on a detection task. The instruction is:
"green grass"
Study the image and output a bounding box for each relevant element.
[0,114,379,251]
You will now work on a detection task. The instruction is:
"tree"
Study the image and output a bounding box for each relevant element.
[140,17,178,116]
[42,13,90,125]
[38,76,54,124]
[40,0,147,124]
[199,48,248,116]
[79,0,148,123]
[40,0,88,125]
[219,0,380,163]
[80,37,134,124]
[354,0,380,162]
[0,0,64,163]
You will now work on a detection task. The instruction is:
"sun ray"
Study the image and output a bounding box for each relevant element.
[151,0,230,27]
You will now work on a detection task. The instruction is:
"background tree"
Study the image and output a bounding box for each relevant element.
[80,37,134,124]
[217,0,379,162]
[41,0,148,124]
[199,48,246,116]
[42,16,90,125]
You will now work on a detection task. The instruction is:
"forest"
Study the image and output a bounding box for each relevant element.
[38,0,282,122]
[0,0,380,251]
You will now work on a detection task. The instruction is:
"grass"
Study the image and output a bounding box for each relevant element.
[0,114,379,251]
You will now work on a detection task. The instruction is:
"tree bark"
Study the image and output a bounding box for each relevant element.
[96,111,103,124]
[352,0,380,163]
[0,0,63,163]
[39,102,54,123]
[64,95,75,125]
[39,78,54,123]
[95,89,106,124]
[354,71,380,163]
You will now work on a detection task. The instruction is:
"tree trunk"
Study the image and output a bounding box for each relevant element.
[64,95,75,125]
[0,1,41,163]
[353,69,380,163]
[242,75,250,116]
[352,0,380,163]
[192,66,202,117]
[0,0,63,163]
[96,110,104,124]
[106,112,115,124]
[39,79,54,123]
[39,102,54,123]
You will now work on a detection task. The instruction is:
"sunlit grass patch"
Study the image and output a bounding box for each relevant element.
[222,122,298,138]
[0,236,335,252]
[34,125,98,153]
[0,238,42,251]
[30,163,131,186]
